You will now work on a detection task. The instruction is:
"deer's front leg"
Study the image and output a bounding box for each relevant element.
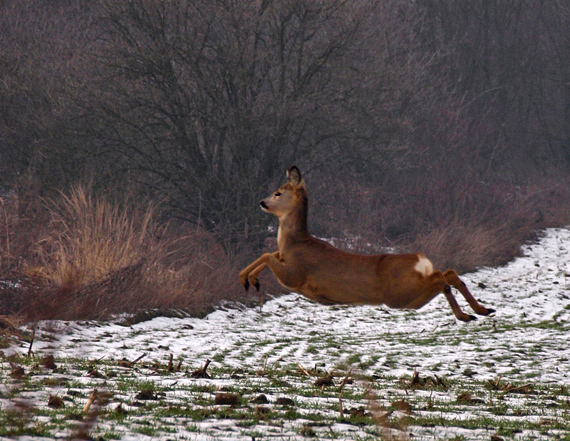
[239,252,279,291]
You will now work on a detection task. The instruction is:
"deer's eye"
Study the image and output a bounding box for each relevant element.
[275,192,281,197]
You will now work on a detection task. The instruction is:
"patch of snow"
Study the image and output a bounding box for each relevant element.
[16,228,570,385]
[5,228,570,440]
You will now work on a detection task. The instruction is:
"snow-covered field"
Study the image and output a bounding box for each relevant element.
[3,228,570,440]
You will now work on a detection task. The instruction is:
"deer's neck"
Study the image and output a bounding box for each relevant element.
[277,200,309,251]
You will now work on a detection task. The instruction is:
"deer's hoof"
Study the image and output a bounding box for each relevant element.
[244,279,250,291]
[459,314,477,322]
[254,281,260,291]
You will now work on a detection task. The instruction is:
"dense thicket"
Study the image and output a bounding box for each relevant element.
[2,0,570,270]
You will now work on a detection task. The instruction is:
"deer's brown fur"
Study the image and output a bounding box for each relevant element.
[239,166,494,322]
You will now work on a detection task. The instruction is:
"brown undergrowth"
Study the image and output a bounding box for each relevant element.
[1,185,255,321]
[406,180,570,272]
[312,172,570,274]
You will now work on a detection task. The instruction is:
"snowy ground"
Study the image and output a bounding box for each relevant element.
[2,228,570,440]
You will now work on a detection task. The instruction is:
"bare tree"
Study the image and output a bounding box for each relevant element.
[418,0,570,179]
[0,0,99,191]
[85,0,393,249]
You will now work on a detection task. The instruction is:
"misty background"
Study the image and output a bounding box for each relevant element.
[2,0,570,319]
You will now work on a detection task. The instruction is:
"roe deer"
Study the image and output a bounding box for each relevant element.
[239,166,495,322]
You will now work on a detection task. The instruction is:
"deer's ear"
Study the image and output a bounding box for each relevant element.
[286,166,303,187]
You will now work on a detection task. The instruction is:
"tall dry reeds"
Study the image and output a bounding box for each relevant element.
[34,186,159,288]
[18,186,248,321]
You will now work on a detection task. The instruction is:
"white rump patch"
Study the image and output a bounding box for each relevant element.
[414,254,433,277]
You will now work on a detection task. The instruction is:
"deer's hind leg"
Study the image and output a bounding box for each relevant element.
[405,271,477,322]
[443,269,495,316]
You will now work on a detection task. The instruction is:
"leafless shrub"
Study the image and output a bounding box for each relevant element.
[0,178,48,273]
[311,168,570,275]
[408,221,519,274]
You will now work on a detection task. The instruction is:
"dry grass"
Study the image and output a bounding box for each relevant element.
[16,186,248,321]
[31,186,159,288]
[407,220,524,273]
[408,176,570,273]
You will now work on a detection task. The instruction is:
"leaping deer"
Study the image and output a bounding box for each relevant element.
[239,166,495,322]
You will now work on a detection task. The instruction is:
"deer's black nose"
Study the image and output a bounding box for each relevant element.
[260,201,268,209]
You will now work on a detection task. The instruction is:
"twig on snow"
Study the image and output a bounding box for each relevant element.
[26,328,35,359]
[338,368,353,418]
[296,361,311,376]
[83,389,98,413]
[191,359,212,378]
